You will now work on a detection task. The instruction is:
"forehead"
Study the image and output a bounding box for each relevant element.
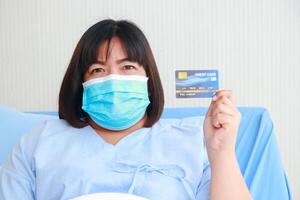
[97,37,128,61]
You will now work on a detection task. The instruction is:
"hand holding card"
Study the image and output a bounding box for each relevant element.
[203,90,241,161]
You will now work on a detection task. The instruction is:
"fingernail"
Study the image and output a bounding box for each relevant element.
[212,95,217,101]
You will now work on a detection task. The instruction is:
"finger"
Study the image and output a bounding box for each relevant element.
[212,117,221,128]
[212,90,236,105]
[219,96,239,111]
[221,96,234,107]
[212,102,235,117]
[212,113,233,125]
[211,95,236,116]
[212,90,232,100]
[214,95,234,108]
[206,98,216,117]
[222,96,240,114]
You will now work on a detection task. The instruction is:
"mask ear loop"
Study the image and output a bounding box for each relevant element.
[80,92,89,122]
[79,110,89,121]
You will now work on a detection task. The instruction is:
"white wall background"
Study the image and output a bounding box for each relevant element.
[0,0,299,198]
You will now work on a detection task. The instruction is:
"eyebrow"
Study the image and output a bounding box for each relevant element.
[94,57,135,65]
[116,57,132,64]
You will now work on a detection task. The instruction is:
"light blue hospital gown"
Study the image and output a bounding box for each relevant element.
[0,117,211,200]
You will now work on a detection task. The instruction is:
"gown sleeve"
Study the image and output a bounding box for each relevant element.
[178,116,211,199]
[0,123,45,200]
[195,142,211,200]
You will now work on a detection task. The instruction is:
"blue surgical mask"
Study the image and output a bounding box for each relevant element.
[82,74,150,130]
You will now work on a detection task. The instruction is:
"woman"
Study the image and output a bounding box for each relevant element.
[0,19,252,200]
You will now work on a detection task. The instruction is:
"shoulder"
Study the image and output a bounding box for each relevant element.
[31,118,91,147]
[30,118,92,141]
[20,119,77,144]
[17,119,86,158]
[16,119,94,169]
[41,118,77,134]
[1,119,76,172]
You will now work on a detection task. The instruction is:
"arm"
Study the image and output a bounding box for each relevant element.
[0,123,44,200]
[209,150,252,199]
[204,90,252,200]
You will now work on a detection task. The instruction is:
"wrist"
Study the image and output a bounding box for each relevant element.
[208,149,237,167]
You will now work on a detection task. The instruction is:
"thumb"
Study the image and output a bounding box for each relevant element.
[206,97,215,117]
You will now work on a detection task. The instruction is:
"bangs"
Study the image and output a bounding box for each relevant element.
[79,21,148,75]
[117,31,148,67]
[80,32,111,74]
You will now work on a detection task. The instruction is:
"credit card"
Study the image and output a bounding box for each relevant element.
[175,70,219,98]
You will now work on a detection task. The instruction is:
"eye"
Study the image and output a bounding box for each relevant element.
[123,65,137,70]
[90,67,105,74]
